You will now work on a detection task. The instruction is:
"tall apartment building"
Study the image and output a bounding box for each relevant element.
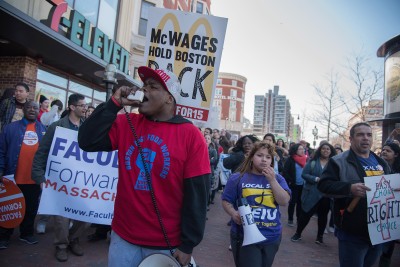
[253,86,292,138]
[214,72,247,136]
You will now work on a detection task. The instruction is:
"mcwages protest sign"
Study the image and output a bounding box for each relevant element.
[38,127,118,225]
[144,7,227,126]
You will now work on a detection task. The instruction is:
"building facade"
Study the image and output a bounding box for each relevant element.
[0,0,139,106]
[214,72,247,135]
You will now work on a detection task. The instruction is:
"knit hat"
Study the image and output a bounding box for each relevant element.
[39,95,48,104]
[137,66,182,102]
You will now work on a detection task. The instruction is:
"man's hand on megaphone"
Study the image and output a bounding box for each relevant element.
[112,85,141,107]
[173,249,191,266]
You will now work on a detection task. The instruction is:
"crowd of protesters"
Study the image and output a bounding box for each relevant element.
[0,81,399,267]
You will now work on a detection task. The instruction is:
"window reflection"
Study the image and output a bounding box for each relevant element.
[98,0,118,37]
[37,69,68,88]
[69,81,94,98]
[64,0,119,39]
[35,81,67,108]
[139,1,155,36]
[37,68,104,106]
[74,0,100,26]
[93,90,106,102]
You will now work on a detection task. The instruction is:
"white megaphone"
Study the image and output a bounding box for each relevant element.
[237,197,266,246]
[138,253,197,267]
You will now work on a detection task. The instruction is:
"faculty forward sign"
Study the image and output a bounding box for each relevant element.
[38,127,118,225]
[365,174,400,245]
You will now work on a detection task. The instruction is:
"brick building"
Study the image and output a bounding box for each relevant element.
[214,72,247,136]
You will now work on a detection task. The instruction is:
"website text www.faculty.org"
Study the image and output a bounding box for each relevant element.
[64,206,114,219]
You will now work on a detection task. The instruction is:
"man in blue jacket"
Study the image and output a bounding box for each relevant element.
[0,101,46,249]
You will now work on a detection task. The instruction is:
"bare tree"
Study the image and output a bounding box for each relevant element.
[340,52,384,121]
[310,70,347,141]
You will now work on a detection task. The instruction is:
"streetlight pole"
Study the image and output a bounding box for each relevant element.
[94,64,119,100]
[312,125,319,148]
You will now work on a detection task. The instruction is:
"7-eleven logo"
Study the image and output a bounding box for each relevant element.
[45,0,68,32]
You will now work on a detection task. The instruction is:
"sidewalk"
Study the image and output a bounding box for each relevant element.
[0,191,399,266]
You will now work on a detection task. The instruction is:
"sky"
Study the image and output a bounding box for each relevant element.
[210,0,400,140]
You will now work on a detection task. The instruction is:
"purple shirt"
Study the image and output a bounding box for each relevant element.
[222,172,291,244]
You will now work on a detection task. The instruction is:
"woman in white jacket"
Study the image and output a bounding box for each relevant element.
[40,99,63,126]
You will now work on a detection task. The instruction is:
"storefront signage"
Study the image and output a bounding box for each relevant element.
[44,0,129,74]
[214,95,244,102]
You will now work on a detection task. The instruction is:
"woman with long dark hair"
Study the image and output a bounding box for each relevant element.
[223,134,259,173]
[290,143,336,243]
[282,143,307,227]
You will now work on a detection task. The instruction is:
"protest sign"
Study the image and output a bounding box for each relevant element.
[0,177,25,228]
[144,7,227,127]
[38,127,118,225]
[365,173,400,245]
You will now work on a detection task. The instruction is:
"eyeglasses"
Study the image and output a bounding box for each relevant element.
[74,104,88,108]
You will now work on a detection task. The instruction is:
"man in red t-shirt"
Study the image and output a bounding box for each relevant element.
[0,101,46,249]
[79,67,210,266]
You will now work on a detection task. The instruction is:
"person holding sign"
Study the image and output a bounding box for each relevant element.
[32,94,88,262]
[318,123,391,267]
[78,66,210,267]
[0,101,46,249]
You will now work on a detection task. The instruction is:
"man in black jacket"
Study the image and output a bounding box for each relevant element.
[318,122,391,267]
[78,67,210,267]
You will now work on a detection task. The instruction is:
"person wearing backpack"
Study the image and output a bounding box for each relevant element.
[290,143,336,244]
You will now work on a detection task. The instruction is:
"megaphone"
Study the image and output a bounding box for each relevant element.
[138,253,197,267]
[237,197,266,246]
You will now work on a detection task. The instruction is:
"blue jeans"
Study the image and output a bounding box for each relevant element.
[108,231,172,267]
[337,229,383,267]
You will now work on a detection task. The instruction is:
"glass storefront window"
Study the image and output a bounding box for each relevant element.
[35,81,67,107]
[69,80,94,98]
[37,68,104,108]
[74,0,100,26]
[37,69,68,88]
[93,90,106,102]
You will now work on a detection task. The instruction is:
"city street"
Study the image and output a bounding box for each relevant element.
[1,191,399,267]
